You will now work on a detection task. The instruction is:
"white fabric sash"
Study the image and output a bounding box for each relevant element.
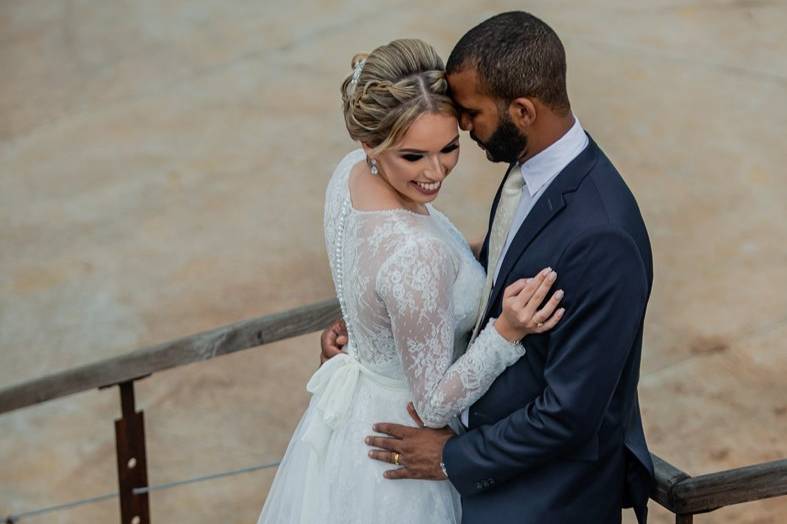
[300,351,408,457]
[297,351,408,523]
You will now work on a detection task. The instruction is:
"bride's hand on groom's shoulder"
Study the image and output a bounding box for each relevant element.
[495,267,565,342]
[320,318,348,365]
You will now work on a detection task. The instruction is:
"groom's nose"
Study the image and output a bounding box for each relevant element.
[459,112,472,131]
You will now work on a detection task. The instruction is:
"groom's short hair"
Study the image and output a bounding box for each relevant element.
[447,11,570,115]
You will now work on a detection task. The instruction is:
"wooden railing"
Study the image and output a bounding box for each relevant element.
[1,299,785,523]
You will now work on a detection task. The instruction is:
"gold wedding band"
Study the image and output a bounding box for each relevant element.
[392,452,401,466]
[537,321,544,328]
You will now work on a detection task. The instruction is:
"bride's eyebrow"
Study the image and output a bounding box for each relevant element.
[397,135,460,154]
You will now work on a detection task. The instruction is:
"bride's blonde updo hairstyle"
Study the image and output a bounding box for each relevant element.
[341,39,456,156]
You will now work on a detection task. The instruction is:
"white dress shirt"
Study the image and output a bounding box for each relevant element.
[461,116,589,428]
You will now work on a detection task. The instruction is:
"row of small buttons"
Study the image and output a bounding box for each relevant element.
[475,477,496,490]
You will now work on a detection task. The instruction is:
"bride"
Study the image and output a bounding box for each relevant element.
[257,39,563,524]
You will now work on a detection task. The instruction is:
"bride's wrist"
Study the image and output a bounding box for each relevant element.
[493,317,524,343]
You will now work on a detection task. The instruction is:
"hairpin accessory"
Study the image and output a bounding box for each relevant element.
[350,59,366,93]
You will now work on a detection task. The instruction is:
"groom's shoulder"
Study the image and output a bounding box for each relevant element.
[554,155,647,254]
[573,145,641,216]
[583,142,627,189]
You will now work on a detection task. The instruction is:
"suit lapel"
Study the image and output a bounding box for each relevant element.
[483,135,600,320]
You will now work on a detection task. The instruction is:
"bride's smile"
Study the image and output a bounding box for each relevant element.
[364,112,461,211]
[412,180,441,195]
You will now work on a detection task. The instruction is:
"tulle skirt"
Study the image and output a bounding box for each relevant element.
[257,354,461,523]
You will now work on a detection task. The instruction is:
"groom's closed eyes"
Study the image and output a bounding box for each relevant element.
[460,108,480,120]
[453,101,480,119]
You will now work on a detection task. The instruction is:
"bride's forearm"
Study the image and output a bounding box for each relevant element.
[412,322,525,428]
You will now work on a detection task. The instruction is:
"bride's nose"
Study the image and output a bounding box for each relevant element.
[424,156,447,181]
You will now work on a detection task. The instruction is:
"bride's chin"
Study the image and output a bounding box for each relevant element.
[411,192,439,204]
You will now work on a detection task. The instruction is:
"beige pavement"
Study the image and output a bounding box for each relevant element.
[1,1,786,522]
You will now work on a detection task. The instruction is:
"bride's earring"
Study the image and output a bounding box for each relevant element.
[369,158,379,176]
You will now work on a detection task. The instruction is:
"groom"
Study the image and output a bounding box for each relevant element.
[322,11,654,524]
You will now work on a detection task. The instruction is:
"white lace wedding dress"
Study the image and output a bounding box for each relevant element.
[257,149,525,523]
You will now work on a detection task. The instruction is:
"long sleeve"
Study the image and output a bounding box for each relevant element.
[376,235,525,428]
[442,226,650,495]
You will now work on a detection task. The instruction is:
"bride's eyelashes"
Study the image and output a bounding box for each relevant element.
[400,143,460,163]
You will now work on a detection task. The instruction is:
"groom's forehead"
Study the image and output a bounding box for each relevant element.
[448,68,495,108]
[447,68,483,99]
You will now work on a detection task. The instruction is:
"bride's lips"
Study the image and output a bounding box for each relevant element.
[411,180,441,196]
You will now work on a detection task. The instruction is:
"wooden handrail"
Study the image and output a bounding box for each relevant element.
[0,299,341,414]
[670,458,787,513]
[1,297,785,521]
[650,454,787,514]
[652,454,691,509]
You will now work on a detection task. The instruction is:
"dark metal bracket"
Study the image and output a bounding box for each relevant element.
[114,381,150,524]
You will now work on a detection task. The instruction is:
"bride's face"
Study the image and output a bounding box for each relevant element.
[371,112,460,208]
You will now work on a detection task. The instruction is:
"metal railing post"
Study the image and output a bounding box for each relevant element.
[114,381,150,524]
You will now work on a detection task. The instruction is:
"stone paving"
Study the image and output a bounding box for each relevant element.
[1,1,785,522]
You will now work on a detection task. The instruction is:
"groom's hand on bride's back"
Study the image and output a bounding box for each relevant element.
[320,318,348,365]
[366,408,455,482]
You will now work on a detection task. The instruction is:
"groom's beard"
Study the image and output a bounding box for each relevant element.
[473,115,528,164]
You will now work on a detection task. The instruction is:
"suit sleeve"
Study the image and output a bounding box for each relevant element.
[442,226,649,496]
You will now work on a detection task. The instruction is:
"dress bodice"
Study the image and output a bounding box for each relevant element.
[323,149,524,427]
[325,150,486,374]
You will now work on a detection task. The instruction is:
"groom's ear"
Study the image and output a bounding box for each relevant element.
[508,97,537,130]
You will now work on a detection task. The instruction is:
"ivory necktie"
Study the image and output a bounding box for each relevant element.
[471,164,525,340]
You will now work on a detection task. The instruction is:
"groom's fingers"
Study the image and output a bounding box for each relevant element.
[407,402,425,428]
[367,449,402,464]
[383,467,415,480]
[320,319,348,364]
[372,422,411,439]
[365,435,402,452]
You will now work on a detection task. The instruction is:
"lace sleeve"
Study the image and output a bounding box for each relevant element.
[376,235,525,428]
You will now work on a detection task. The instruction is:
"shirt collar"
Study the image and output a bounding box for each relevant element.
[519,116,588,197]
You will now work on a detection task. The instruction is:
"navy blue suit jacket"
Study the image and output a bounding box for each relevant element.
[443,135,654,524]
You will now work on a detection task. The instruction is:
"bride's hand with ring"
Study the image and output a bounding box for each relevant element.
[494,267,565,342]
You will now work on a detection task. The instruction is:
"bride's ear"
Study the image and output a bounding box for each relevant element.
[361,142,374,157]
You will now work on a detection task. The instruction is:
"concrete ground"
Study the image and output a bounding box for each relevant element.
[1,1,785,522]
